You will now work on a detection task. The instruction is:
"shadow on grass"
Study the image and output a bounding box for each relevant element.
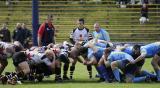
[22,79,99,85]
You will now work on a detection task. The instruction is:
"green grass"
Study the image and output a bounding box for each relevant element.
[0,58,160,88]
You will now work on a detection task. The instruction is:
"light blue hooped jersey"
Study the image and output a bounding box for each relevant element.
[141,42,160,58]
[87,46,105,61]
[93,47,105,60]
[122,46,133,56]
[108,51,134,63]
[95,42,106,48]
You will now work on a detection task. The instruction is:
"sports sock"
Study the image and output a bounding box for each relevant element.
[141,70,156,78]
[87,65,92,78]
[97,65,109,81]
[63,63,69,77]
[112,68,121,82]
[70,65,75,79]
[132,76,146,83]
[156,69,160,81]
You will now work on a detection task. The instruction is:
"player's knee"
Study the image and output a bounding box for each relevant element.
[111,62,118,69]
[73,60,77,64]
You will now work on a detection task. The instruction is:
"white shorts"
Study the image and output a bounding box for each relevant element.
[139,17,149,24]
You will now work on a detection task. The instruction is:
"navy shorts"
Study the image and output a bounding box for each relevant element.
[12,52,27,67]
[124,64,137,74]
[59,54,69,63]
[117,59,129,68]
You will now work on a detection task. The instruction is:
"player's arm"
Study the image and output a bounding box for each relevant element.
[133,49,146,64]
[133,54,145,64]
[84,54,95,65]
[104,55,112,67]
[103,31,110,41]
[115,44,130,51]
[68,50,77,63]
[86,57,95,65]
[126,55,135,64]
[37,23,45,47]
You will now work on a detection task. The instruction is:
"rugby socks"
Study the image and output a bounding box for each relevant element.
[132,76,146,83]
[87,65,92,79]
[141,70,156,78]
[97,65,109,81]
[155,70,160,81]
[5,72,16,79]
[63,63,70,80]
[70,65,75,79]
[55,67,62,81]
[106,67,114,80]
[3,72,18,82]
[95,67,103,79]
[112,68,121,82]
[1,75,8,84]
[63,63,69,77]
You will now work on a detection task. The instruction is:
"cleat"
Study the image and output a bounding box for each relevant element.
[37,75,44,82]
[95,74,100,78]
[55,78,63,83]
[157,77,160,82]
[1,76,8,84]
[145,76,151,83]
[63,76,70,80]
[70,76,73,80]
[97,78,105,82]
[8,75,18,85]
[89,76,92,79]
[55,77,63,83]
[7,80,16,85]
[17,81,22,84]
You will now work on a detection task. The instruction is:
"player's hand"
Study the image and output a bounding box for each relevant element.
[83,61,87,65]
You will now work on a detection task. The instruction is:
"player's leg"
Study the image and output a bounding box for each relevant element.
[0,54,8,75]
[97,56,110,82]
[69,58,77,79]
[151,52,160,82]
[55,59,62,82]
[111,61,121,82]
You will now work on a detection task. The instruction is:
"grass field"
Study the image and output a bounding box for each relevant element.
[0,58,160,88]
